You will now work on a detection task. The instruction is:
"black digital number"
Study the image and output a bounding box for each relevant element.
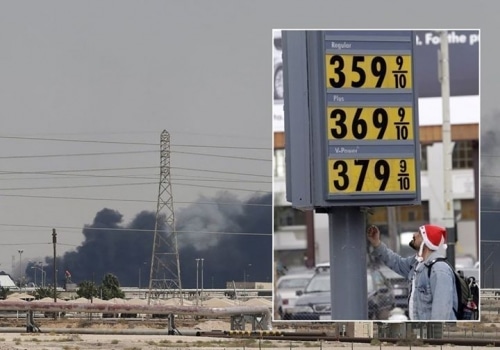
[374,160,390,191]
[333,160,349,191]
[371,56,387,88]
[329,55,346,88]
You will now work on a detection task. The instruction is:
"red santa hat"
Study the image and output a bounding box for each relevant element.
[417,224,447,262]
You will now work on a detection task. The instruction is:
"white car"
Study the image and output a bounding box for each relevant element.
[273,30,283,101]
[275,272,313,320]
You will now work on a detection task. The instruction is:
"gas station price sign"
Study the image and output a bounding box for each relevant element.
[325,54,413,89]
[328,158,416,194]
[322,31,420,204]
[327,106,413,141]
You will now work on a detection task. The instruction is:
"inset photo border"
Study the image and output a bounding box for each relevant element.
[272,28,480,323]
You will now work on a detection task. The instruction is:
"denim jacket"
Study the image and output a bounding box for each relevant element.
[372,242,457,321]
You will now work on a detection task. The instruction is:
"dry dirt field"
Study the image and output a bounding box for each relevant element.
[0,314,499,349]
[0,318,340,350]
[0,317,284,350]
[0,333,497,350]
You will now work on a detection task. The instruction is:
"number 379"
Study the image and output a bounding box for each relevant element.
[330,158,413,193]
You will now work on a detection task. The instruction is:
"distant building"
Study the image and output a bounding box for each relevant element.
[225,282,272,290]
[0,274,17,288]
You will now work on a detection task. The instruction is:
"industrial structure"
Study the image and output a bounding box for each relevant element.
[147,130,183,304]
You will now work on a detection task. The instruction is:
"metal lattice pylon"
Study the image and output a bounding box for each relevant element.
[147,130,183,305]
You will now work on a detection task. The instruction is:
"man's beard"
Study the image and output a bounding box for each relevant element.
[409,239,418,251]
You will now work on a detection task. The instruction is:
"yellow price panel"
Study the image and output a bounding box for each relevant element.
[328,158,416,194]
[327,106,413,141]
[325,54,412,89]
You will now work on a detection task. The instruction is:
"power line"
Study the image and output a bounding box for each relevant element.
[0,193,271,206]
[172,150,270,161]
[176,144,269,150]
[0,165,270,178]
[0,182,157,191]
[0,174,156,181]
[0,129,270,141]
[58,243,79,247]
[0,135,270,150]
[0,175,268,183]
[0,223,272,236]
[174,177,270,184]
[0,149,270,162]
[0,242,51,246]
[0,176,271,190]
[172,183,269,193]
[0,171,270,183]
[0,181,269,193]
[0,135,155,146]
[0,150,155,159]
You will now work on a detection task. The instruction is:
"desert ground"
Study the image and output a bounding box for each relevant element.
[0,316,498,350]
[0,299,498,350]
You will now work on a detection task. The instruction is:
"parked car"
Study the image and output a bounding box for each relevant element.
[275,272,313,320]
[273,31,283,100]
[378,265,410,317]
[290,265,395,321]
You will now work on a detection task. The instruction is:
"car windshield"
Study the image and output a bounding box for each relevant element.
[305,270,385,294]
[278,277,311,289]
[304,274,330,293]
[371,270,385,288]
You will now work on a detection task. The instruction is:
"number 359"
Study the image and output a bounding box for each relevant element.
[326,55,410,89]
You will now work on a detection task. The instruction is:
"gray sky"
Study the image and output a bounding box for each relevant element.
[0,1,497,273]
[0,1,276,270]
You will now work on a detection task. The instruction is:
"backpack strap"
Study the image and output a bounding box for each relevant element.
[425,257,448,278]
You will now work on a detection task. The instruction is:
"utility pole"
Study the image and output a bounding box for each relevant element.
[40,263,45,288]
[305,210,315,268]
[52,229,57,304]
[201,258,204,305]
[17,250,23,290]
[387,207,399,252]
[438,31,456,268]
[32,266,37,287]
[195,258,200,306]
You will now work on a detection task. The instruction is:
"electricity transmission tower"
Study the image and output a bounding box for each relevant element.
[147,130,183,305]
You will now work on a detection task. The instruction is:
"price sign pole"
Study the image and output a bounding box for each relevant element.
[283,30,420,320]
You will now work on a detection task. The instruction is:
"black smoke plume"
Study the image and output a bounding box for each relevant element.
[32,192,272,289]
[176,192,273,289]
